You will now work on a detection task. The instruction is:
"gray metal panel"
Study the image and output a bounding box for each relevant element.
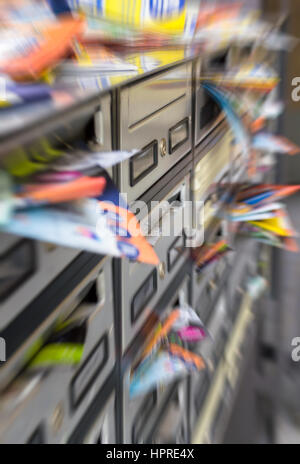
[121,172,191,353]
[189,291,230,440]
[81,393,116,444]
[148,380,189,444]
[227,238,258,306]
[194,48,231,148]
[0,258,115,444]
[122,276,190,444]
[189,369,212,433]
[119,63,192,202]
[192,130,232,239]
[0,92,113,333]
[0,234,80,332]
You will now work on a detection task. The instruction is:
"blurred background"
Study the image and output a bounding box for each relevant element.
[0,0,300,445]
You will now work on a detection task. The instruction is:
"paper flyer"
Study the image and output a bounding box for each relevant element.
[51,147,139,171]
[0,173,159,265]
[130,304,207,397]
[69,0,187,33]
[15,176,107,207]
[0,16,85,80]
[236,185,300,205]
[191,240,232,273]
[227,183,299,252]
[129,351,193,398]
[204,64,279,91]
[30,312,87,368]
[252,133,300,155]
[227,201,284,222]
[239,225,299,253]
[202,82,251,160]
[249,212,296,238]
[130,344,205,398]
[59,44,138,74]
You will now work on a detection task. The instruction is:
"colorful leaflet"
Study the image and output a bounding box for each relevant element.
[1,173,159,265]
[192,240,227,267]
[0,17,85,80]
[52,148,139,171]
[177,326,206,342]
[253,133,300,155]
[204,64,279,91]
[15,176,106,207]
[202,82,251,160]
[168,343,205,370]
[129,351,201,398]
[191,240,231,272]
[141,310,180,360]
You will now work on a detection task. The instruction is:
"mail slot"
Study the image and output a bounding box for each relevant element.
[121,172,191,353]
[192,220,229,313]
[0,257,115,444]
[0,239,36,303]
[132,391,158,444]
[0,233,80,332]
[147,381,189,444]
[195,49,231,147]
[189,370,212,431]
[131,269,158,324]
[122,277,190,444]
[167,235,185,272]
[200,92,221,132]
[118,63,192,202]
[205,293,230,368]
[194,373,211,418]
[228,238,257,305]
[229,44,254,68]
[193,269,223,324]
[81,393,116,444]
[0,87,112,182]
[70,333,109,409]
[68,261,115,413]
[229,260,256,324]
[194,280,214,325]
[192,127,232,235]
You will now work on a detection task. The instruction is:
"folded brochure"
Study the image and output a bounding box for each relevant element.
[0,172,159,265]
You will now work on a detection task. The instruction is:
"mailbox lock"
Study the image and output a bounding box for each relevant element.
[159,138,167,157]
[158,262,166,280]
